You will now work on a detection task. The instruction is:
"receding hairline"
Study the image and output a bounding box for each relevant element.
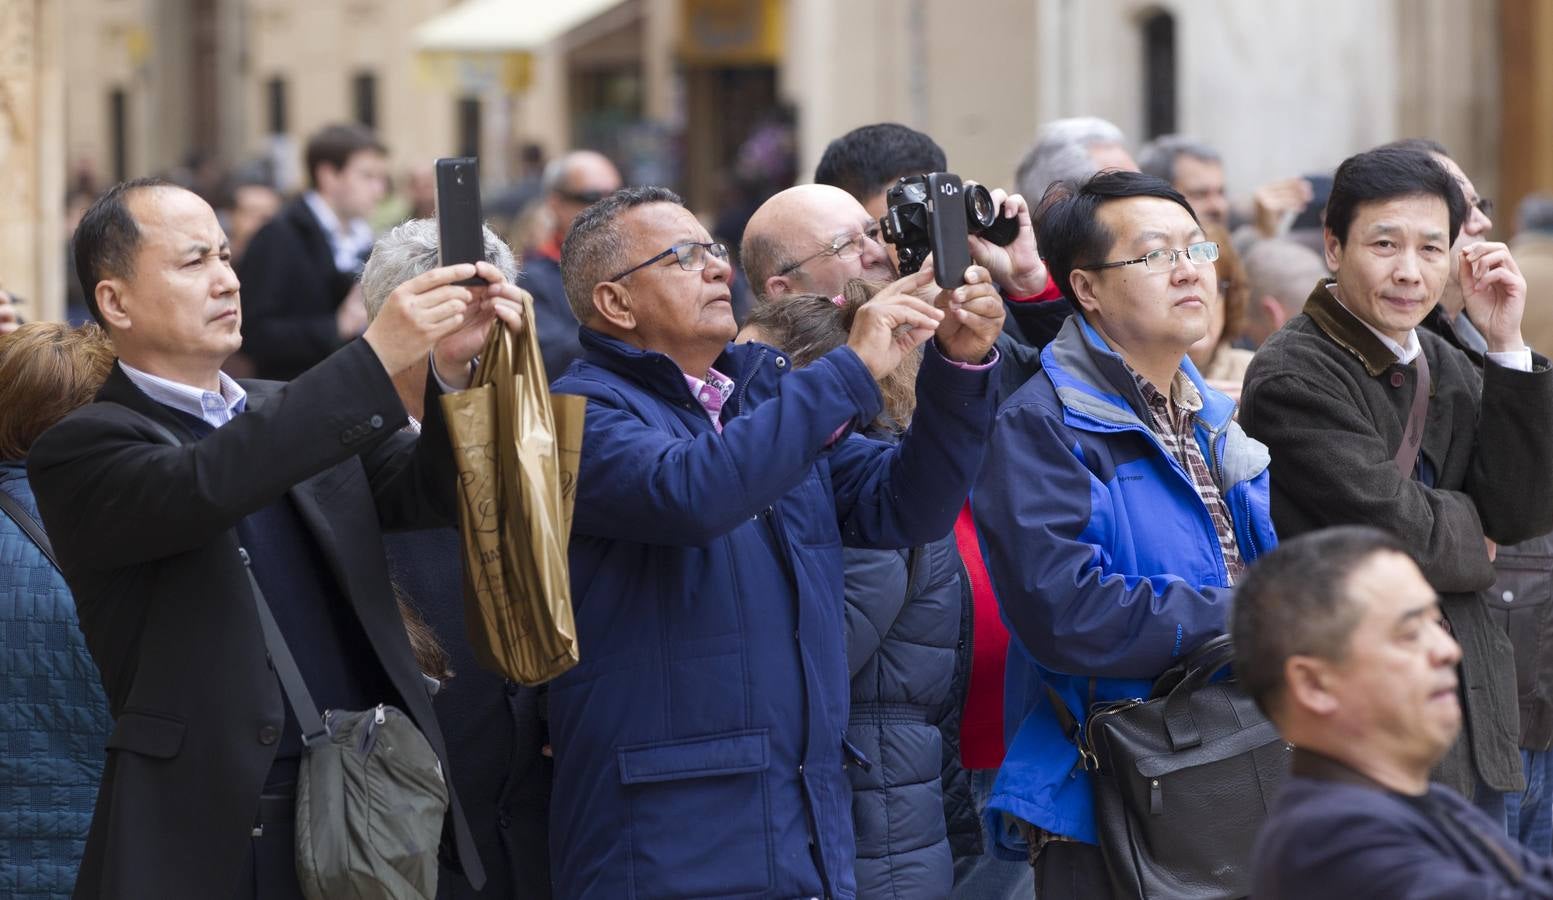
[1094,195,1203,249]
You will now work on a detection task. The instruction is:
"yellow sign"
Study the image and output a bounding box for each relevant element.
[679,0,783,66]
[414,50,534,94]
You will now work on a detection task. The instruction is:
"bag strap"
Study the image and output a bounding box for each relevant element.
[1394,349,1431,478]
[1150,634,1236,700]
[242,549,330,745]
[0,488,58,570]
[122,404,331,745]
[1160,635,1240,751]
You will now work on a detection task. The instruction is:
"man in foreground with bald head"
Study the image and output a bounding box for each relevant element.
[743,182,1051,402]
[521,149,622,377]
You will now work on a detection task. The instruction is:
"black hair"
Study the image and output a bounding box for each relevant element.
[304,123,387,189]
[560,186,684,323]
[1378,137,1451,158]
[72,176,177,326]
[1230,526,1413,718]
[1325,146,1466,247]
[813,123,947,202]
[1033,170,1200,307]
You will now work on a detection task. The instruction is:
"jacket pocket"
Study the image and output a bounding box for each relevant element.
[1485,549,1553,746]
[619,730,773,898]
[106,709,186,759]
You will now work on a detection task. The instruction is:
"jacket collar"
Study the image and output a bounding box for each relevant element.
[577,326,788,409]
[1039,314,1236,434]
[1040,315,1269,488]
[1303,279,1415,378]
[1289,748,1396,793]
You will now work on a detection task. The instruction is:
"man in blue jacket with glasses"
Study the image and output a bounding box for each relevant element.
[972,170,1278,896]
[546,186,1003,899]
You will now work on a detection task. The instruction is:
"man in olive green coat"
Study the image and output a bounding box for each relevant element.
[1241,146,1553,822]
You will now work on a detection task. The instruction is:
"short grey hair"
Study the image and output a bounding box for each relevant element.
[360,218,519,321]
[560,185,683,323]
[1243,238,1328,318]
[1137,134,1222,183]
[740,228,787,297]
[1519,192,1553,235]
[1015,117,1127,203]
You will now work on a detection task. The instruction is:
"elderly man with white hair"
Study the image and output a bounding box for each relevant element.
[1014,117,1137,204]
[359,218,553,900]
[362,219,523,422]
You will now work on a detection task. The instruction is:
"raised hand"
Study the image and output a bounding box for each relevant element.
[1252,177,1314,238]
[969,189,1047,296]
[432,261,529,387]
[1458,241,1527,353]
[932,265,1004,364]
[847,268,944,379]
[362,263,476,378]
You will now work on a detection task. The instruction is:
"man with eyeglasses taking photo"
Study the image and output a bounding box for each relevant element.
[544,186,1003,899]
[742,180,1049,400]
[971,170,1277,896]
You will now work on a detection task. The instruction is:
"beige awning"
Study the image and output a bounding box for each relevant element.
[412,0,627,53]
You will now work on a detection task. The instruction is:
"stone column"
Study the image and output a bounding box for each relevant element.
[1501,0,1553,232]
[0,0,65,322]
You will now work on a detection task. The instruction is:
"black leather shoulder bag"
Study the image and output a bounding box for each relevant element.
[1047,635,1290,899]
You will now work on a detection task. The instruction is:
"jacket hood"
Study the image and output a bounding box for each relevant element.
[1039,315,1268,488]
[1040,315,1238,433]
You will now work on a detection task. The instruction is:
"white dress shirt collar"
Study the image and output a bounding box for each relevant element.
[303,191,376,274]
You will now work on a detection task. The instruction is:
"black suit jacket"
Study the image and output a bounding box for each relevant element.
[27,340,485,899]
[239,196,360,380]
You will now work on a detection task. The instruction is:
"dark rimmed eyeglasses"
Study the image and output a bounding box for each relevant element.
[1076,241,1220,274]
[608,241,729,283]
[775,223,885,276]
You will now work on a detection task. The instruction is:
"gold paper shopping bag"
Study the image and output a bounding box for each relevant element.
[441,290,582,685]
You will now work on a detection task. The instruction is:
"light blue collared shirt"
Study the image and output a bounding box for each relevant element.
[303,191,376,274]
[119,361,248,429]
[122,353,467,433]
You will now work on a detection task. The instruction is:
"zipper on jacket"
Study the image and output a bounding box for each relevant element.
[1235,489,1261,563]
[764,499,838,900]
[729,345,769,425]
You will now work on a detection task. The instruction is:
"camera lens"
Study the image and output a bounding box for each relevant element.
[965,183,1019,246]
[966,184,998,230]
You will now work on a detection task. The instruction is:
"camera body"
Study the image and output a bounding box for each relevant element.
[880,172,1019,288]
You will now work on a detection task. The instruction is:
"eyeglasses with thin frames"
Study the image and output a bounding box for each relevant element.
[608,241,729,283]
[776,223,884,277]
[1075,241,1220,275]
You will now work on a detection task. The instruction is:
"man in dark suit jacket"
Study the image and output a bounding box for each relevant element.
[1233,527,1553,898]
[29,177,523,899]
[239,123,388,380]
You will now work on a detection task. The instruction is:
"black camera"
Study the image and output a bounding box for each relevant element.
[880,172,1020,288]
